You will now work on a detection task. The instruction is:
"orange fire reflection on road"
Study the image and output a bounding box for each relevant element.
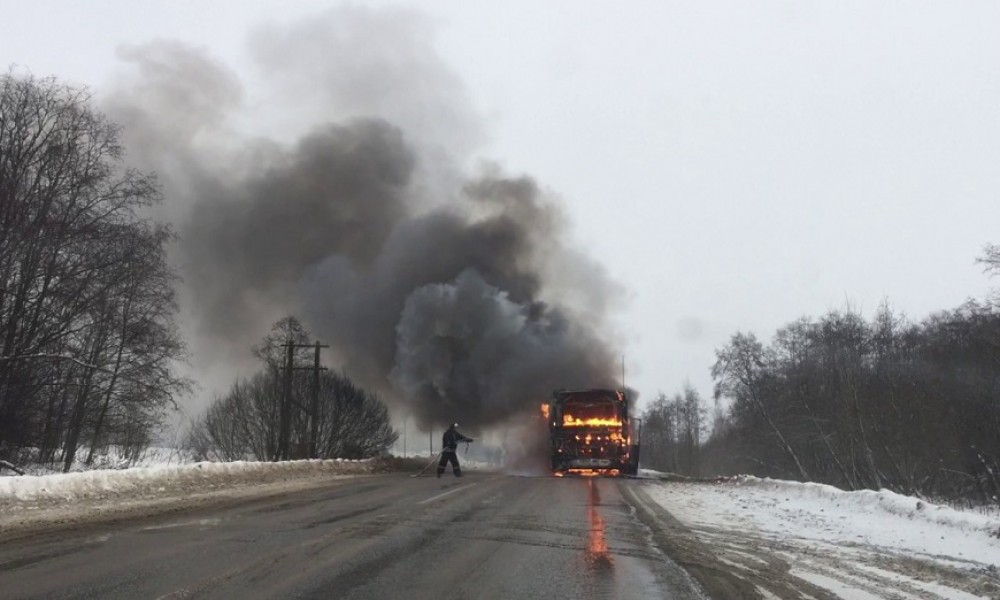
[586,478,612,568]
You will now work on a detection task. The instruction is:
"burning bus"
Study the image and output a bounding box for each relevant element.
[542,388,640,476]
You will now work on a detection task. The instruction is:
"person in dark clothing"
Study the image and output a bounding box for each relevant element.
[438,422,473,477]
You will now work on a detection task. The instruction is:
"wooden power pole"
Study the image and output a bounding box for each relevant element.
[278,339,329,461]
[310,341,323,459]
[278,342,294,461]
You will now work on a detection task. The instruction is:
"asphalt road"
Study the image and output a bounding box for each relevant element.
[0,472,709,599]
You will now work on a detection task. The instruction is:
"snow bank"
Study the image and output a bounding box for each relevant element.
[646,475,1000,599]
[734,475,1000,538]
[0,458,372,503]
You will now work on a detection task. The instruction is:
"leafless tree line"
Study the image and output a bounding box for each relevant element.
[639,385,705,476]
[185,317,398,461]
[0,72,188,471]
[703,294,1000,504]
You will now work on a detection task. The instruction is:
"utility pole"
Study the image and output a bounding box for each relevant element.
[278,339,329,461]
[429,427,433,456]
[277,342,294,461]
[310,341,322,459]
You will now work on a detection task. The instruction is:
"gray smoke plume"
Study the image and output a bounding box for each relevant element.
[106,6,623,430]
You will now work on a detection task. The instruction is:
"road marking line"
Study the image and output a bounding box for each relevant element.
[418,483,478,505]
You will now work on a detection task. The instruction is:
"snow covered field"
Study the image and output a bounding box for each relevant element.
[3,460,999,598]
[645,476,1000,599]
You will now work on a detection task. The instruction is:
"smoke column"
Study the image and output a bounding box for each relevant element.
[105,6,624,430]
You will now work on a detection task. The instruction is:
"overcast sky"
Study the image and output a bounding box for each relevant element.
[3,1,999,411]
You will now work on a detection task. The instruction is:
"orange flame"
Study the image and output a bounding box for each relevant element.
[562,414,622,428]
[567,469,621,477]
[540,403,550,420]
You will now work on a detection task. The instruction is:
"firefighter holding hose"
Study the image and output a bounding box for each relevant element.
[437,422,474,477]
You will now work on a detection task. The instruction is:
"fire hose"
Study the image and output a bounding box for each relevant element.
[410,451,443,478]
[409,440,474,477]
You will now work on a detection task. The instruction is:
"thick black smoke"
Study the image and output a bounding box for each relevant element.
[107,7,622,429]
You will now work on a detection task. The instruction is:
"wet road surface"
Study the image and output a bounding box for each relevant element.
[0,473,707,599]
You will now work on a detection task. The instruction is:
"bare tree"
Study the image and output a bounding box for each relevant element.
[678,384,704,475]
[185,317,397,461]
[713,332,810,481]
[0,71,187,468]
[640,386,704,476]
[641,393,678,472]
[979,244,1000,276]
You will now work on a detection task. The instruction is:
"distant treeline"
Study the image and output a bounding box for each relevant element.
[644,286,1000,504]
[0,73,189,471]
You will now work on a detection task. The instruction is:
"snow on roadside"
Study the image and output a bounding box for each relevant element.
[2,446,198,477]
[736,476,1000,541]
[0,459,371,502]
[644,475,1000,599]
[0,459,376,534]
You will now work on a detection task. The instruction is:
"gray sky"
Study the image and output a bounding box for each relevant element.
[3,1,999,411]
